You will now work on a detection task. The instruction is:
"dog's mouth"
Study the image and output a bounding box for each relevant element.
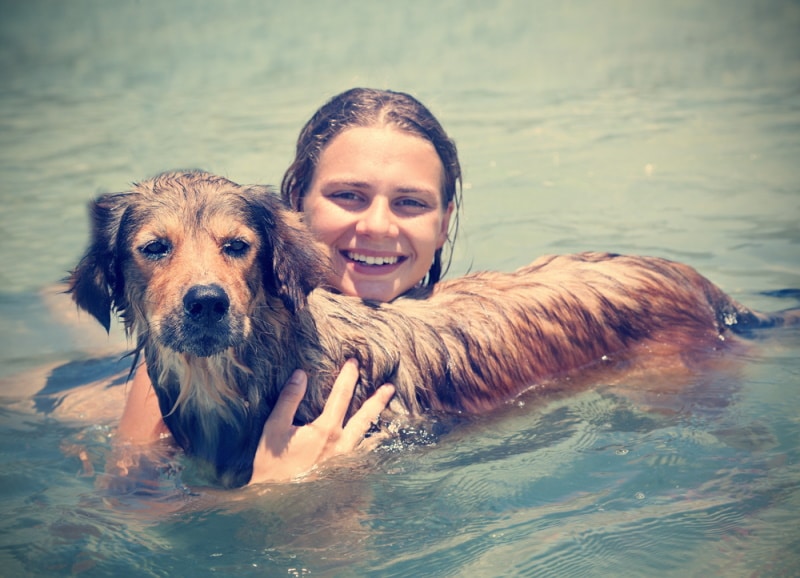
[181,334,232,357]
[157,317,239,357]
[156,284,245,357]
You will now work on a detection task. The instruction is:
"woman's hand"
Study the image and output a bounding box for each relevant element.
[249,359,395,484]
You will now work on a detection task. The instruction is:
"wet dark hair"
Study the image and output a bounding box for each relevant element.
[281,87,462,288]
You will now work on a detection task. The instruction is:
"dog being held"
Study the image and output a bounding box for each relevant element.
[67,170,799,488]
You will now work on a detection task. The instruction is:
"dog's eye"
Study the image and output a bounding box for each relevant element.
[223,239,250,258]
[139,239,172,260]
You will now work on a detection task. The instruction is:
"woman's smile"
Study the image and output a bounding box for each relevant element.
[344,250,403,267]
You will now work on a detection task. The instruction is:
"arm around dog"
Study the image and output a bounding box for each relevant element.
[116,359,395,484]
[118,364,171,444]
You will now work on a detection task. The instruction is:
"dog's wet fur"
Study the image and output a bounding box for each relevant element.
[67,170,799,487]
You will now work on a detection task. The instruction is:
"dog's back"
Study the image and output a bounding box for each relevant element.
[292,252,795,422]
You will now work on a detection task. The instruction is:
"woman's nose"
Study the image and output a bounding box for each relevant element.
[355,199,399,238]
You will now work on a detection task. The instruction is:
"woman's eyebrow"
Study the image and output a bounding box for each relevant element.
[397,185,436,192]
[321,179,370,189]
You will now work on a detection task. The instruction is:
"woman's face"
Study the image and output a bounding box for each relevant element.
[303,126,453,302]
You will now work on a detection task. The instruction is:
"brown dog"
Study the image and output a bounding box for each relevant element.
[67,170,797,487]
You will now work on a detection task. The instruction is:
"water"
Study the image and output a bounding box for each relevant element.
[1,0,799,575]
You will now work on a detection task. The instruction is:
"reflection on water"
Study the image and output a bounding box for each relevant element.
[1,0,799,576]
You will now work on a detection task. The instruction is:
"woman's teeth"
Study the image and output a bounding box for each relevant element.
[346,251,399,266]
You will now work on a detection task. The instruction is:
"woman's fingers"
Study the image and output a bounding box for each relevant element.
[264,370,308,435]
[250,364,396,485]
[250,371,309,484]
[316,358,360,427]
[338,383,395,450]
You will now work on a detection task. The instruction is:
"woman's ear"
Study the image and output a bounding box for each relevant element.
[437,201,455,249]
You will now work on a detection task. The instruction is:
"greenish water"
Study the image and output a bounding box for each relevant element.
[1,1,799,575]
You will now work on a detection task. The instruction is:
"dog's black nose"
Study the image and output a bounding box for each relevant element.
[184,284,230,324]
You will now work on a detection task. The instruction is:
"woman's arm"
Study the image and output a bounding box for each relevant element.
[117,364,171,443]
[115,359,394,484]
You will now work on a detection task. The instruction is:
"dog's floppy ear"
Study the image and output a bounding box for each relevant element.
[66,192,133,332]
[246,186,331,314]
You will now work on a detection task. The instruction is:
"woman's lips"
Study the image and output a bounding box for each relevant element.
[344,250,401,266]
[341,250,407,273]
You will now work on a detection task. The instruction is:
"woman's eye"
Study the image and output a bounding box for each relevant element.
[223,239,250,257]
[395,197,433,213]
[139,239,171,260]
[396,197,428,208]
[329,191,362,202]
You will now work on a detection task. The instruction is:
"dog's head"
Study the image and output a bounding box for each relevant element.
[67,170,329,357]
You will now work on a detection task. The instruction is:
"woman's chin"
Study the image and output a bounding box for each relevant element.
[342,276,400,303]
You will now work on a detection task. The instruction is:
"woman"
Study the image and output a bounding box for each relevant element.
[118,88,463,484]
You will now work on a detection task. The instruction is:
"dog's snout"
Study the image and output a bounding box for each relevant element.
[184,284,230,324]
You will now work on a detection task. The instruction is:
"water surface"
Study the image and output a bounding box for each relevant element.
[1,1,799,576]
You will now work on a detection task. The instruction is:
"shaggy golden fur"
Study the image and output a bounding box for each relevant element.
[67,170,797,487]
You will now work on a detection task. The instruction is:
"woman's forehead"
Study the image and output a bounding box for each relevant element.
[316,127,443,187]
